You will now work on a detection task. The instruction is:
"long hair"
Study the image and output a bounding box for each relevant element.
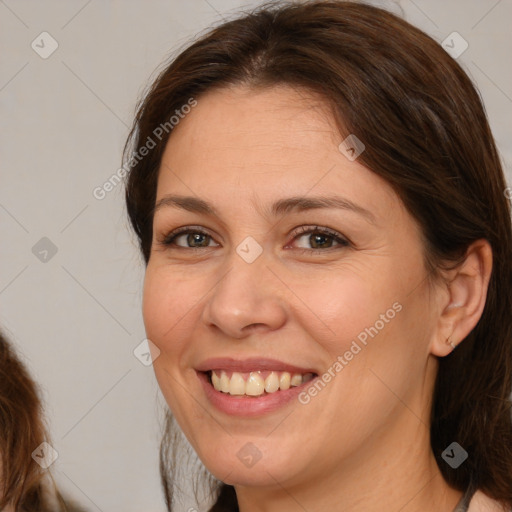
[124,2,512,510]
[0,330,53,510]
[0,331,85,511]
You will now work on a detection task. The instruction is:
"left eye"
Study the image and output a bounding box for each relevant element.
[291,227,349,250]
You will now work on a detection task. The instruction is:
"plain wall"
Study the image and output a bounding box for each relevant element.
[1,1,511,511]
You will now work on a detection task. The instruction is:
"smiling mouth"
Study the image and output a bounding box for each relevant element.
[205,370,317,397]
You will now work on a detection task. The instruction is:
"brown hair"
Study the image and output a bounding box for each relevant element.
[124,1,512,510]
[0,331,85,511]
[0,330,51,509]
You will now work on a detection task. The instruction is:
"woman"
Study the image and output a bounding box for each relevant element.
[124,1,512,511]
[0,331,85,511]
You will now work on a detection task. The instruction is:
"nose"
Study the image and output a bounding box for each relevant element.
[201,256,287,339]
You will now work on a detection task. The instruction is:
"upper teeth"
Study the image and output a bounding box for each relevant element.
[210,370,314,396]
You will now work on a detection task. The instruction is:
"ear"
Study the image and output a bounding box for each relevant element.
[430,239,493,357]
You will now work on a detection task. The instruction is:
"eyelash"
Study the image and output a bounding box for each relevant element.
[159,225,350,254]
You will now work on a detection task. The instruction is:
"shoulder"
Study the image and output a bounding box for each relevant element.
[469,490,511,512]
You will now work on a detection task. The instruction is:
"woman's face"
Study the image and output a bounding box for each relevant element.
[143,85,442,488]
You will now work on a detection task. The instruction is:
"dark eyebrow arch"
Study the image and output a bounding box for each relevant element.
[153,195,216,216]
[269,196,376,223]
[153,194,376,224]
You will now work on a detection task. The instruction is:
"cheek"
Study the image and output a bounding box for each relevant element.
[316,287,433,433]
[287,268,398,356]
[142,265,203,351]
[142,266,208,424]
[290,266,427,408]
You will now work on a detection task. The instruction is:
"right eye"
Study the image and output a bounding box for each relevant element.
[160,227,219,249]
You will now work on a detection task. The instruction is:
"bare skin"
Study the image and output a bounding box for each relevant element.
[143,85,493,511]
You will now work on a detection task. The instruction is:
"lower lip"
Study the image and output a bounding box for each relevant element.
[197,371,317,417]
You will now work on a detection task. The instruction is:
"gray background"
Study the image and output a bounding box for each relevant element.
[1,1,511,511]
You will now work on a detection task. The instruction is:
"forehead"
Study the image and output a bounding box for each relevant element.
[162,85,338,166]
[156,85,399,220]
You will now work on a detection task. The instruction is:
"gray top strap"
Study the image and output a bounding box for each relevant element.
[452,485,476,512]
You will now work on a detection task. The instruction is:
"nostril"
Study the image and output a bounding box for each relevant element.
[242,323,268,334]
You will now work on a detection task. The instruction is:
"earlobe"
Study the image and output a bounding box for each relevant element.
[447,335,458,350]
[430,239,493,357]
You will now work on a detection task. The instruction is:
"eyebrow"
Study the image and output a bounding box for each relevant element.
[153,194,376,223]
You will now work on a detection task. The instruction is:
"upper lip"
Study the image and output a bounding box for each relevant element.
[195,357,318,374]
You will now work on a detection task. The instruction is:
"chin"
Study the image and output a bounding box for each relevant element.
[196,438,302,488]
